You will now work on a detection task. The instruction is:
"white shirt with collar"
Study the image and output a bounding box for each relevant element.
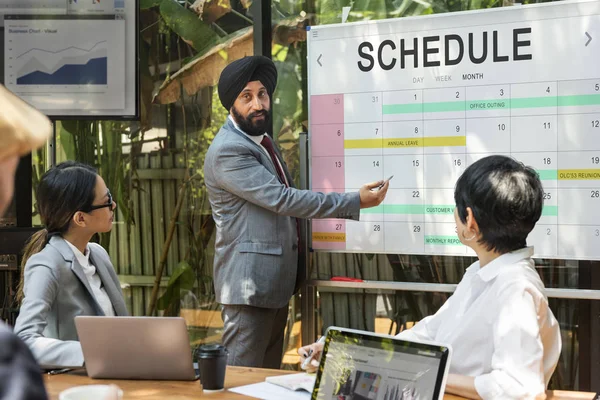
[228,115,289,186]
[396,247,561,400]
[65,240,115,317]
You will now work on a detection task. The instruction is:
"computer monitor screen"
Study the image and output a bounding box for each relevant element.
[1,0,138,119]
[313,327,451,400]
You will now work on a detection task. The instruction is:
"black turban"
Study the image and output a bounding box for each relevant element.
[217,56,278,111]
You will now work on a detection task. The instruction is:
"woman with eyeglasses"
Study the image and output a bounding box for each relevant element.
[14,161,128,368]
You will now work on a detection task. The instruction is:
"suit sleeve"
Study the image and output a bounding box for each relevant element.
[13,262,84,368]
[211,141,361,220]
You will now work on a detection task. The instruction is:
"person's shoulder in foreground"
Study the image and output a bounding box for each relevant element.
[0,84,51,400]
[0,84,51,162]
[0,322,47,400]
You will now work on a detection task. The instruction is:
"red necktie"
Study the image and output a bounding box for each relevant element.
[260,135,288,187]
[260,135,301,256]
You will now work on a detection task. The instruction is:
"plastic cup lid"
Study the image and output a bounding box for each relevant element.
[198,344,228,357]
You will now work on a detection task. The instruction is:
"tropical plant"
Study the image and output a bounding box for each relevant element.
[55,121,141,250]
[43,1,255,315]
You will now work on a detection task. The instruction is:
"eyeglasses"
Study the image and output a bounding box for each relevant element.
[85,190,114,212]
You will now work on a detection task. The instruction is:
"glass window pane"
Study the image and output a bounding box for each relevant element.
[24,5,257,358]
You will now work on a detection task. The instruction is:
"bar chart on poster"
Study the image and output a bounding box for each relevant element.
[307,0,600,260]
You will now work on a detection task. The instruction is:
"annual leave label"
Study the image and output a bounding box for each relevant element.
[344,136,466,149]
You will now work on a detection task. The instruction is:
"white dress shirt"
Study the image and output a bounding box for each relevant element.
[228,115,289,186]
[396,247,561,400]
[65,241,115,317]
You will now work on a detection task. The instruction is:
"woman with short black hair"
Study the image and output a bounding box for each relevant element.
[454,154,544,256]
[300,155,561,400]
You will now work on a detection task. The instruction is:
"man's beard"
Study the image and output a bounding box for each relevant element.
[231,106,270,137]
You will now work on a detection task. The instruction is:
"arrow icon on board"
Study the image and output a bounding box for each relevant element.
[317,54,323,67]
[585,32,592,46]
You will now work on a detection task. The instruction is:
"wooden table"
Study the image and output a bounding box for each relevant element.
[44,366,595,400]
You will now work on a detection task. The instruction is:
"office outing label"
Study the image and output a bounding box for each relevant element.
[308,0,600,259]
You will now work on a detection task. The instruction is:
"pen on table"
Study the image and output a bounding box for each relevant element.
[301,336,326,370]
[48,368,73,375]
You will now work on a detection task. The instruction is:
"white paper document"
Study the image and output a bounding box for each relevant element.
[229,382,312,400]
[265,372,316,392]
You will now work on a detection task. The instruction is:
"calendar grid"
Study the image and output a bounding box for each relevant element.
[306,0,600,260]
[310,78,600,258]
[509,84,512,165]
[556,82,560,254]
[422,88,426,247]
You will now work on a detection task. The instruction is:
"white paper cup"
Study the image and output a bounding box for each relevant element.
[59,384,123,400]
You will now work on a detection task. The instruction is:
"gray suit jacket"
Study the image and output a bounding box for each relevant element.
[204,118,360,308]
[14,236,128,368]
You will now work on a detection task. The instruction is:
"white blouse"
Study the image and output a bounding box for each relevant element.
[396,247,561,400]
[65,241,115,317]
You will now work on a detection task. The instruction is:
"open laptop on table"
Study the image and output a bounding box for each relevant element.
[312,327,452,400]
[75,316,197,380]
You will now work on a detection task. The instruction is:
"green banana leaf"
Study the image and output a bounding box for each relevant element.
[159,0,220,53]
[153,26,253,104]
[317,0,388,24]
[140,0,163,9]
[157,261,196,313]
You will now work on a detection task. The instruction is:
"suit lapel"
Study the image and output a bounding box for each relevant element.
[225,119,283,180]
[70,259,105,315]
[49,236,128,316]
[90,249,128,316]
[49,237,105,315]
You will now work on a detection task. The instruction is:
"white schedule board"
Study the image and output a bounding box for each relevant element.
[307,0,600,260]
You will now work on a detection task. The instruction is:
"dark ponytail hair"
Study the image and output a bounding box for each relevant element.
[17,161,98,303]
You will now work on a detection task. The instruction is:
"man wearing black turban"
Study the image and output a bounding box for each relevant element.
[204,56,389,368]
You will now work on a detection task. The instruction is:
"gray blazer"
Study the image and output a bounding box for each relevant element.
[204,119,360,308]
[14,236,128,368]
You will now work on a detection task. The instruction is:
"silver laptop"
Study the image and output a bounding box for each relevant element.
[75,316,197,380]
[312,327,452,400]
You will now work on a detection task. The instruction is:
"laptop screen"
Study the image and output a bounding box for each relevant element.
[312,327,451,400]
